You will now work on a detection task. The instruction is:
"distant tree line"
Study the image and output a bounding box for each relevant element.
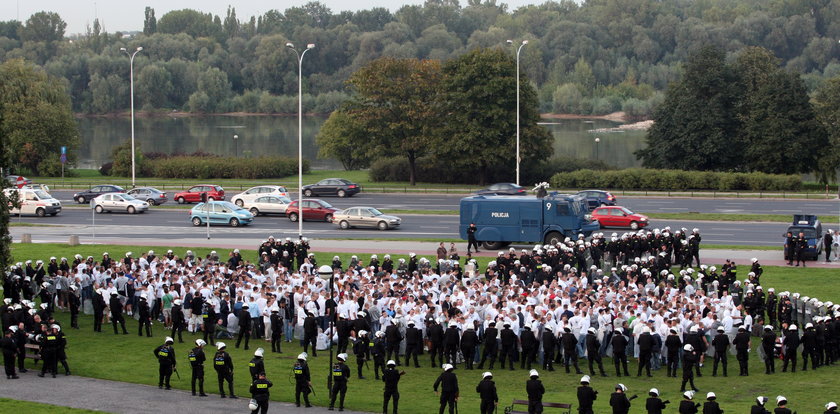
[0,0,838,117]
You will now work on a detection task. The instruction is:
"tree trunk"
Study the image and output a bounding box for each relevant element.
[408,153,417,186]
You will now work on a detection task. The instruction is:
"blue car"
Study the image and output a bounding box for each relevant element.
[190,201,254,227]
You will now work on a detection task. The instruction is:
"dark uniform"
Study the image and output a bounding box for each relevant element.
[733,328,751,376]
[2,330,19,379]
[586,331,606,376]
[188,343,207,396]
[329,357,351,411]
[137,297,152,337]
[213,346,236,398]
[249,354,265,381]
[527,376,545,414]
[499,324,518,370]
[428,320,445,368]
[293,356,312,407]
[711,330,729,376]
[92,290,105,332]
[704,399,723,414]
[385,323,403,364]
[461,327,478,370]
[383,363,405,414]
[782,328,799,372]
[476,375,498,414]
[577,382,598,414]
[353,334,370,379]
[404,323,422,368]
[303,313,318,356]
[443,324,461,367]
[612,331,630,376]
[153,340,176,389]
[637,331,654,377]
[109,293,129,335]
[542,328,556,371]
[681,348,699,392]
[610,389,632,414]
[236,306,251,350]
[679,399,700,414]
[520,327,537,370]
[270,310,282,353]
[646,394,668,414]
[203,302,217,346]
[249,374,273,414]
[478,323,498,370]
[372,334,387,379]
[433,368,459,414]
[762,328,777,374]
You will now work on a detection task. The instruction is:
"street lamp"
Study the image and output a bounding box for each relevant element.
[286,42,315,241]
[120,46,143,188]
[595,137,601,161]
[233,134,239,158]
[317,265,335,394]
[507,39,528,186]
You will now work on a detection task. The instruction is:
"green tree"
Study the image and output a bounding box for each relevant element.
[438,48,553,185]
[188,67,231,112]
[0,59,79,175]
[110,139,144,177]
[144,7,157,35]
[136,64,174,109]
[637,46,742,171]
[315,109,371,170]
[20,11,66,63]
[813,76,840,184]
[345,57,443,185]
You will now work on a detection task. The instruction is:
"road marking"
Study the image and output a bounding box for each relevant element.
[659,208,688,211]
[702,233,735,236]
[772,210,804,213]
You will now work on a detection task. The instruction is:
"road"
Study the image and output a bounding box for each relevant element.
[12,207,789,246]
[50,190,840,215]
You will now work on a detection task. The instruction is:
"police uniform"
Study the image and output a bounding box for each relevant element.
[213,345,236,398]
[404,323,422,368]
[329,356,351,411]
[476,375,497,414]
[477,322,498,370]
[733,327,751,375]
[382,362,404,414]
[293,355,312,407]
[188,341,207,396]
[249,375,273,414]
[153,339,176,389]
[137,297,152,337]
[249,355,264,381]
[433,367,459,414]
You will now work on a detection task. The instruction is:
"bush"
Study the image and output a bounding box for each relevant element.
[146,156,309,179]
[549,168,802,191]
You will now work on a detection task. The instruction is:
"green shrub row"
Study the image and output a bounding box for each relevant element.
[146,156,309,179]
[550,168,802,191]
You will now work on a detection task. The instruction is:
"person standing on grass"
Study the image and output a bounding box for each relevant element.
[189,339,208,397]
[434,363,459,414]
[109,292,128,335]
[774,396,793,414]
[2,327,19,379]
[383,359,405,414]
[213,342,237,399]
[153,336,176,390]
[249,371,273,414]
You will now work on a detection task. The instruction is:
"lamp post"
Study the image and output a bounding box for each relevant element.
[595,137,601,161]
[233,134,239,158]
[507,39,528,186]
[120,46,143,188]
[286,42,315,241]
[318,265,335,394]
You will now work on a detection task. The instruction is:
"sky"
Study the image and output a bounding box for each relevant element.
[0,0,544,35]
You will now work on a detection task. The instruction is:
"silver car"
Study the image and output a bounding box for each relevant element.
[334,207,401,230]
[245,195,292,216]
[93,193,149,214]
[231,185,289,207]
[127,187,168,205]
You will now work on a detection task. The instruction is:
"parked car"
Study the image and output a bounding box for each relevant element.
[190,201,253,227]
[576,190,617,210]
[74,185,125,203]
[231,185,289,207]
[302,178,361,198]
[93,193,149,214]
[591,206,648,230]
[285,199,339,222]
[127,187,168,205]
[245,195,292,216]
[334,207,401,230]
[476,182,528,196]
[4,175,32,187]
[22,183,51,194]
[3,188,61,217]
[174,185,225,204]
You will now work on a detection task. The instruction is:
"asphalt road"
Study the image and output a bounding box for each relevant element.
[13,207,790,246]
[50,190,840,215]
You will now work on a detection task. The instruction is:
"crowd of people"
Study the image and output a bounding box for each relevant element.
[2,228,840,413]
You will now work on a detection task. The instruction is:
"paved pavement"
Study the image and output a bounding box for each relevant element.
[0,370,369,414]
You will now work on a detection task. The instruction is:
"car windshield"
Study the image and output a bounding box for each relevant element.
[216,201,239,211]
[121,194,136,201]
[788,227,817,239]
[368,208,383,216]
[319,201,334,208]
[620,207,634,215]
[278,196,291,203]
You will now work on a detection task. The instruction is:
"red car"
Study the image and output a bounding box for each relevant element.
[173,185,225,204]
[591,206,649,230]
[286,199,338,222]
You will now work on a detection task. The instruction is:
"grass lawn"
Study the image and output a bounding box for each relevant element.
[7,244,840,413]
[0,398,107,413]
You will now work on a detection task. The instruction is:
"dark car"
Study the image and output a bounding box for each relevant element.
[127,187,168,205]
[576,190,617,210]
[302,178,361,198]
[784,214,823,260]
[73,185,125,203]
[285,199,339,222]
[476,183,528,196]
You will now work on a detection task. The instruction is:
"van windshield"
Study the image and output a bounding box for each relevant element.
[33,190,50,199]
[788,227,817,239]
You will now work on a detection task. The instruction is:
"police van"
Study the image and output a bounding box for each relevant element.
[4,188,62,217]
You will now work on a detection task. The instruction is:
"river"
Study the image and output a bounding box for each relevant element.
[75,115,648,170]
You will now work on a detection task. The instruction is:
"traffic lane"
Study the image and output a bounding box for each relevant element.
[620,197,839,216]
[18,208,784,246]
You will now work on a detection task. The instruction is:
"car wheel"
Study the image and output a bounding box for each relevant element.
[208,197,215,201]
[288,213,299,222]
[629,221,639,230]
[177,197,185,204]
[324,214,334,223]
[339,220,350,229]
[235,199,244,207]
[544,231,563,246]
[192,217,202,226]
[250,207,259,216]
[76,196,86,204]
[35,208,45,217]
[230,218,240,227]
[127,206,136,214]
[303,189,313,197]
[377,221,389,231]
[147,199,157,206]
[94,205,104,214]
[337,189,346,198]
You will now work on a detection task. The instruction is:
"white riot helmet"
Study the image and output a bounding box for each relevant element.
[482,371,493,379]
[298,353,308,361]
[529,369,539,378]
[195,339,206,347]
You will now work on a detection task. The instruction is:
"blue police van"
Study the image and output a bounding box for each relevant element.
[459,193,600,250]
[785,214,823,260]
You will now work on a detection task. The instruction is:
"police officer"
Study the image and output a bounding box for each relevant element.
[236,304,252,350]
[249,348,265,381]
[303,312,318,356]
[704,392,723,414]
[541,323,556,371]
[153,337,176,389]
[526,369,545,414]
[354,330,370,379]
[477,321,498,370]
[610,383,634,414]
[577,375,598,414]
[585,327,607,377]
[802,322,818,371]
[2,327,19,379]
[645,388,668,414]
[612,329,630,377]
[467,223,479,254]
[67,285,80,329]
[36,326,58,378]
[825,402,838,414]
[137,295,152,337]
[679,391,700,414]
[711,327,729,377]
[775,396,793,414]
[372,330,387,379]
[461,323,479,370]
[404,321,422,368]
[476,371,497,414]
[499,322,517,371]
[383,360,405,414]
[752,396,770,414]
[213,342,236,399]
[434,364,459,414]
[443,321,461,367]
[54,324,70,375]
[249,371,273,414]
[270,307,282,353]
[337,314,351,354]
[329,353,351,411]
[203,299,217,346]
[782,325,799,372]
[680,344,699,392]
[762,325,777,374]
[428,318,445,368]
[188,339,208,396]
[293,353,312,407]
[637,326,654,377]
[109,292,128,335]
[733,326,751,376]
[520,323,537,370]
[385,319,403,365]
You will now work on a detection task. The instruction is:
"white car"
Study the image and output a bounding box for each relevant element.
[93,193,149,214]
[244,195,292,216]
[3,188,61,216]
[231,185,289,207]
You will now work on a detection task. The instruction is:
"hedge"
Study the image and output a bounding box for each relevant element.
[550,168,801,191]
[146,156,309,179]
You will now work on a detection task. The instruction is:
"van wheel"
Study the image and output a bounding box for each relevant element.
[482,241,505,250]
[35,208,45,217]
[544,231,563,246]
